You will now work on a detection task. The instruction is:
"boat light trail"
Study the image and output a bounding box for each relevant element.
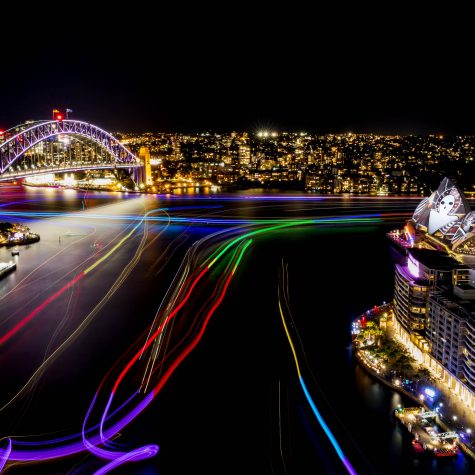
[89,239,251,470]
[0,439,11,472]
[0,238,252,472]
[0,200,375,473]
[278,292,357,475]
[0,272,84,346]
[0,209,386,226]
[206,214,381,268]
[0,207,163,346]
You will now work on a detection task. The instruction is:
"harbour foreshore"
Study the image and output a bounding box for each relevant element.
[353,304,475,461]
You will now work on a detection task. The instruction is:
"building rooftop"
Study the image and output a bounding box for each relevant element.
[431,291,475,317]
[409,248,468,271]
[456,283,475,291]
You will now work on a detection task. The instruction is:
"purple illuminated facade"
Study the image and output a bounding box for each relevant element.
[393,249,469,333]
[394,262,429,331]
[407,254,420,278]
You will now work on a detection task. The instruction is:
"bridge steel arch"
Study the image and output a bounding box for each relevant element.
[0,120,140,180]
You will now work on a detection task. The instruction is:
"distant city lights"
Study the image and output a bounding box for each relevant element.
[257,131,278,138]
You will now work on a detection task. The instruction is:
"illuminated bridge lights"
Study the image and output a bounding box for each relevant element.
[0,120,140,180]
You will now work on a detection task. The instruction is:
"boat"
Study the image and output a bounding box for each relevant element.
[0,261,16,280]
[434,446,459,457]
[394,407,460,458]
[411,439,425,453]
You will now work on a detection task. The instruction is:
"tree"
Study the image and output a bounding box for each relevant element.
[393,352,415,380]
[363,321,384,347]
[413,368,434,392]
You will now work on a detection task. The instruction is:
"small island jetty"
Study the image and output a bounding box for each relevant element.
[0,222,40,247]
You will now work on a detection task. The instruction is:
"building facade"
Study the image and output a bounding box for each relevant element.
[391,177,475,414]
[393,248,469,333]
[427,288,475,393]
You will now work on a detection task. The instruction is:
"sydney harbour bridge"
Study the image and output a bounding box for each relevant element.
[0,119,142,182]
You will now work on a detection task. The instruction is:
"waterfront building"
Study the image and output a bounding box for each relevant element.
[427,288,475,393]
[391,177,475,413]
[393,248,468,333]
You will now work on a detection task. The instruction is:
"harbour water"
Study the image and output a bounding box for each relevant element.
[0,186,473,474]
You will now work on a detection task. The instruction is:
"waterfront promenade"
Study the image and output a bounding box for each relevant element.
[353,304,475,460]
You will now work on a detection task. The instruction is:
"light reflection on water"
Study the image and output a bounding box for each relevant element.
[1,186,474,474]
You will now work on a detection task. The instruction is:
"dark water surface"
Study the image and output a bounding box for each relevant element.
[0,186,473,474]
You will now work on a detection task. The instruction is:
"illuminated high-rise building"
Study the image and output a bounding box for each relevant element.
[393,248,468,332]
[389,179,475,412]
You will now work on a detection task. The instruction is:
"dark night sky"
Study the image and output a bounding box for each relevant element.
[1,7,473,134]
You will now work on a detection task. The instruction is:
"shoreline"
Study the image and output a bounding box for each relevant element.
[353,306,475,462]
[0,235,40,248]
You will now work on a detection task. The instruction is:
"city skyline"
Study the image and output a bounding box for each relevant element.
[3,123,475,195]
[3,6,475,473]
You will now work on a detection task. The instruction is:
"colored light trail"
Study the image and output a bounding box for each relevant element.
[97,239,251,449]
[0,439,11,472]
[0,190,403,474]
[0,208,160,346]
[0,208,393,225]
[9,243,244,469]
[0,207,180,419]
[278,264,358,475]
[0,272,84,346]
[0,219,253,473]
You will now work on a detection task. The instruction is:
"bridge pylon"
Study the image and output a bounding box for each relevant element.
[138,147,152,186]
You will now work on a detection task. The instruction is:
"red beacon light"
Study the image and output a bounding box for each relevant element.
[53,109,64,121]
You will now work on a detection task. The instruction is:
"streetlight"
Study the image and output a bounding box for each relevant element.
[453,416,458,421]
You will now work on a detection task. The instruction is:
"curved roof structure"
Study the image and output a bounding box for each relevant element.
[412,177,475,255]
